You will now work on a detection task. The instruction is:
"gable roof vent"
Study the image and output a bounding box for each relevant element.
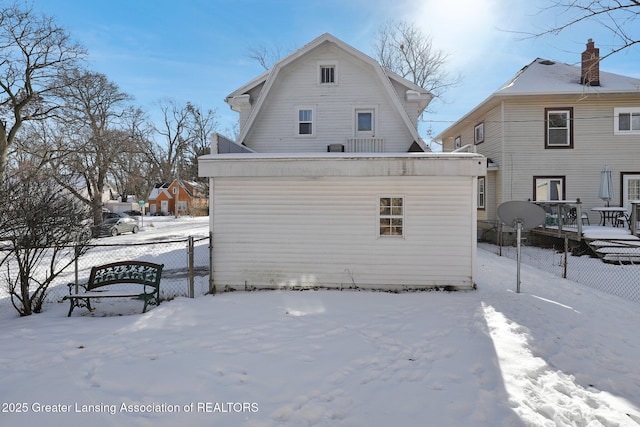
[539,60,555,66]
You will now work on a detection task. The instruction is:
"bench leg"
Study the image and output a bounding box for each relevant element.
[66,297,92,317]
[67,299,75,317]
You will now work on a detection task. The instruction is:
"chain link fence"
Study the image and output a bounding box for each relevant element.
[481,232,640,304]
[0,235,211,312]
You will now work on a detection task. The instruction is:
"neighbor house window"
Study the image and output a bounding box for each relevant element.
[454,136,462,149]
[545,108,573,148]
[534,176,565,201]
[474,122,484,144]
[478,177,486,209]
[379,196,404,237]
[614,107,640,134]
[297,107,315,136]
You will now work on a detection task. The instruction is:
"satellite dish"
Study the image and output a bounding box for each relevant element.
[497,201,547,293]
[497,201,546,230]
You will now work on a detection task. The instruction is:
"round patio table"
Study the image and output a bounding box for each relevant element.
[591,206,626,226]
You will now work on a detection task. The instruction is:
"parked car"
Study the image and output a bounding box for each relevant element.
[102,211,127,220]
[99,217,139,237]
[122,210,142,216]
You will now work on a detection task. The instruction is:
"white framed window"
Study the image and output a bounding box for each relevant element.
[378,196,404,237]
[614,107,640,135]
[355,108,375,136]
[474,122,484,144]
[317,61,338,85]
[545,108,573,148]
[534,176,565,201]
[478,177,485,209]
[296,106,315,136]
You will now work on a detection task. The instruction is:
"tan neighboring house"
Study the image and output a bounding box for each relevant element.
[436,39,640,234]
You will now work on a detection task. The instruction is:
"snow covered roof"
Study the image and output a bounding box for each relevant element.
[497,58,640,96]
[435,57,640,141]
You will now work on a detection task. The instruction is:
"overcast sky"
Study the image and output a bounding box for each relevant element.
[35,0,640,144]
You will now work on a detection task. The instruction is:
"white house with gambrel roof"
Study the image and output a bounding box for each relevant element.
[219,33,433,154]
[200,33,485,292]
[436,39,640,232]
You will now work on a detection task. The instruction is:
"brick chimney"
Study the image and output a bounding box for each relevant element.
[581,38,600,86]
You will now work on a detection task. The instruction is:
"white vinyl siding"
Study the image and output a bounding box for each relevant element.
[209,175,476,291]
[244,44,414,152]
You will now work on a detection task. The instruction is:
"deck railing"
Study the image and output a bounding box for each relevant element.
[532,199,585,237]
[344,137,384,152]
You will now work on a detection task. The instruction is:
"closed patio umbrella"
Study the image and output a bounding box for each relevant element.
[598,165,614,206]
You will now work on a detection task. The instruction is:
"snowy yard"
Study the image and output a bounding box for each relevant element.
[1,218,639,426]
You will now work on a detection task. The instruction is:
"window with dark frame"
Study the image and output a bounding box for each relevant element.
[454,136,462,149]
[478,177,485,209]
[545,107,573,148]
[533,176,565,201]
[379,197,404,237]
[474,123,484,144]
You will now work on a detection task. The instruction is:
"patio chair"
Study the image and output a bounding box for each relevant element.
[616,212,630,228]
[566,207,590,226]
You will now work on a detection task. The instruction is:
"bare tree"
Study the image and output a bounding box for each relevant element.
[181,102,217,180]
[0,3,85,180]
[49,68,135,230]
[0,166,91,316]
[146,101,218,185]
[372,21,460,99]
[531,1,639,61]
[246,42,293,71]
[110,107,155,203]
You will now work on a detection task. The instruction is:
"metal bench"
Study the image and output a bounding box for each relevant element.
[63,261,163,317]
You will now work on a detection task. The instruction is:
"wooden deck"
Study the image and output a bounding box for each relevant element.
[531,224,640,263]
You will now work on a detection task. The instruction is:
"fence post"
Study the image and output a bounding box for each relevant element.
[563,236,568,279]
[188,236,194,298]
[576,198,583,237]
[209,231,215,295]
[74,243,80,293]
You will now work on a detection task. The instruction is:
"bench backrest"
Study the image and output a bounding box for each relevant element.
[87,261,164,291]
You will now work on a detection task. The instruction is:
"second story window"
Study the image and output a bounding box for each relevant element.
[545,107,573,148]
[355,108,375,137]
[474,123,484,144]
[614,107,640,135]
[297,107,314,136]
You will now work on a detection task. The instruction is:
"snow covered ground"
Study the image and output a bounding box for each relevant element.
[1,218,640,426]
